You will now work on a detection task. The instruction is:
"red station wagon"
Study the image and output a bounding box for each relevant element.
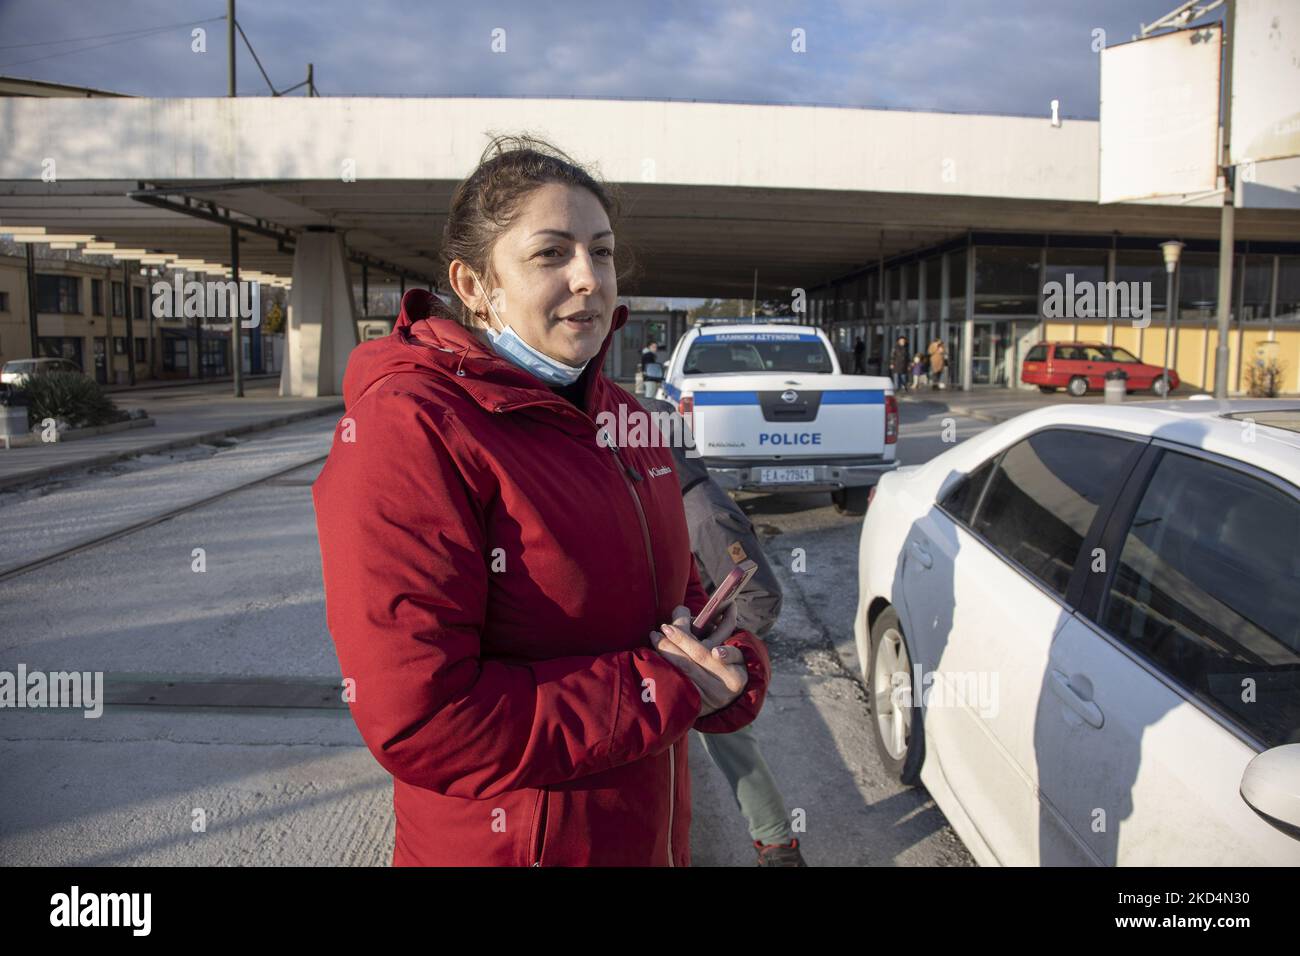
[1021,342,1179,397]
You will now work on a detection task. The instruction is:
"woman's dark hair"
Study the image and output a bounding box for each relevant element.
[440,132,638,328]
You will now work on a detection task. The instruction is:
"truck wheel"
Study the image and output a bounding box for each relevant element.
[1038,385,1058,393]
[869,606,924,786]
[832,486,870,515]
[1067,376,1088,397]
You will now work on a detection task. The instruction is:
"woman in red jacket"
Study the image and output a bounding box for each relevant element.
[312,134,771,866]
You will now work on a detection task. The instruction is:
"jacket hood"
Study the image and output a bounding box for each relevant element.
[342,288,629,414]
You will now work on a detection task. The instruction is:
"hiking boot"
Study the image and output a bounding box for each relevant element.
[754,838,807,866]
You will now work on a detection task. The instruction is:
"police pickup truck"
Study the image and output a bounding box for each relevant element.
[657,320,898,514]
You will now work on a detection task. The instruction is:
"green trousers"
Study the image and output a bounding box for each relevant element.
[695,723,793,845]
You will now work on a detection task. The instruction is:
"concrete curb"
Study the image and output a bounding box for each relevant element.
[0,402,343,492]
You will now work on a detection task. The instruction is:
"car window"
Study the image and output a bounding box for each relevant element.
[940,459,995,526]
[683,334,833,374]
[1055,346,1081,361]
[971,430,1141,598]
[1100,451,1300,748]
[1101,346,1139,363]
[1081,346,1108,361]
[1024,345,1047,362]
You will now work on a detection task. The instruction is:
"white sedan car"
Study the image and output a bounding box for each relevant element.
[854,399,1300,866]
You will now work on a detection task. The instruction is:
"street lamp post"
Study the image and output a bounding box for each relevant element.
[1160,241,1184,398]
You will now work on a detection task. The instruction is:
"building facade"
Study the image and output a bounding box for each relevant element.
[808,231,1300,395]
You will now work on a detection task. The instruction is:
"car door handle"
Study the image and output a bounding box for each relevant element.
[910,540,933,569]
[1049,670,1103,729]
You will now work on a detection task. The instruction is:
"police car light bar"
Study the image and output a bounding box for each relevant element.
[691,315,805,327]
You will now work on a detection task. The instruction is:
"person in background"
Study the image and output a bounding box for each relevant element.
[928,337,947,390]
[640,339,664,398]
[910,353,926,390]
[851,337,866,374]
[889,336,910,392]
[639,394,807,867]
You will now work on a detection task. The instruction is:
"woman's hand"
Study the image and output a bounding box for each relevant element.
[648,604,748,718]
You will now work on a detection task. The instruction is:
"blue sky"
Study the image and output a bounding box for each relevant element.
[1,0,1188,118]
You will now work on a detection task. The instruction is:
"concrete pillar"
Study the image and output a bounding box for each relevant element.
[281,229,358,397]
[962,246,975,391]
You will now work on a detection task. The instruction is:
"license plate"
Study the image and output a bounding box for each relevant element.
[759,467,815,484]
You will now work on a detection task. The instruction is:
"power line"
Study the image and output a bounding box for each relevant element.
[0,16,225,70]
[0,16,224,51]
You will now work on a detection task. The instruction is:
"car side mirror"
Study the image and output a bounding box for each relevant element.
[1240,744,1300,839]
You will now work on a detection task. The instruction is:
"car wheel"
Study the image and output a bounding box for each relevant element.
[1037,385,1058,393]
[868,607,924,786]
[1067,376,1088,397]
[832,486,870,516]
[1151,377,1171,397]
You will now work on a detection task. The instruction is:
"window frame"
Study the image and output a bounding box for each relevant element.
[936,424,1146,610]
[1080,438,1300,753]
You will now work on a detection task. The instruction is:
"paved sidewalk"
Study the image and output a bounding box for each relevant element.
[0,380,342,491]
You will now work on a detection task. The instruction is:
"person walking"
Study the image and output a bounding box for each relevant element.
[640,339,664,398]
[889,336,910,392]
[928,337,947,390]
[638,394,806,866]
[312,134,771,867]
[851,336,866,374]
[910,353,926,390]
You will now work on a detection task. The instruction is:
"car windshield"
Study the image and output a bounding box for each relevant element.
[684,333,833,374]
[3,360,34,373]
[1223,410,1300,436]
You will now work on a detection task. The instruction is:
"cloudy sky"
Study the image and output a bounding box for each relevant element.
[1,0,1186,118]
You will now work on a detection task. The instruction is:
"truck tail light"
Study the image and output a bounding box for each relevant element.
[885,394,899,444]
[677,394,694,431]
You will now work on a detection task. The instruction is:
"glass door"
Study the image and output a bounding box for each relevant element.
[972,321,1009,385]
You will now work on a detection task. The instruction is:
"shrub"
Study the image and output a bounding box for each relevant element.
[1244,357,1288,398]
[20,371,126,428]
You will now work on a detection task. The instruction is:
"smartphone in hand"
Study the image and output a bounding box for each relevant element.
[690,559,758,639]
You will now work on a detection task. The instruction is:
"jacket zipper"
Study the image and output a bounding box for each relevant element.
[496,397,673,866]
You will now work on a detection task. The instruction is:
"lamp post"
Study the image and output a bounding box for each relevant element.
[1159,241,1184,398]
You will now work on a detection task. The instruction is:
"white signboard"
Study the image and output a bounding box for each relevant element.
[1099,26,1222,203]
[1230,0,1300,165]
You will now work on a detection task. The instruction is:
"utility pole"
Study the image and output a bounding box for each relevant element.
[228,0,244,396]
[1213,0,1236,397]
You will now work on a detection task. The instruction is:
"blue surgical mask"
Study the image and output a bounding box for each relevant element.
[471,271,590,386]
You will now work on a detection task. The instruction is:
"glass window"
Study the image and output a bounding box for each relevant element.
[941,459,995,526]
[975,247,1040,315]
[1114,250,1168,312]
[1278,256,1300,320]
[971,430,1140,598]
[0,291,8,311]
[1239,255,1273,322]
[925,257,942,318]
[1177,252,1218,322]
[1101,451,1300,748]
[112,281,124,317]
[1043,248,1107,319]
[35,275,81,314]
[1025,344,1048,362]
[132,285,145,319]
[949,250,968,314]
[684,334,833,374]
[91,279,103,316]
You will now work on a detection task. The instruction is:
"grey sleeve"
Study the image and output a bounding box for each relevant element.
[683,480,783,639]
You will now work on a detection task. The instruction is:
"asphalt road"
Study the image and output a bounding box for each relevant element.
[0,399,989,866]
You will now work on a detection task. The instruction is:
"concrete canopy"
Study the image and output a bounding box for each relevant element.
[2,96,1299,298]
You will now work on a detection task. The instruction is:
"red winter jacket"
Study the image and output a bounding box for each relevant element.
[312,289,771,866]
